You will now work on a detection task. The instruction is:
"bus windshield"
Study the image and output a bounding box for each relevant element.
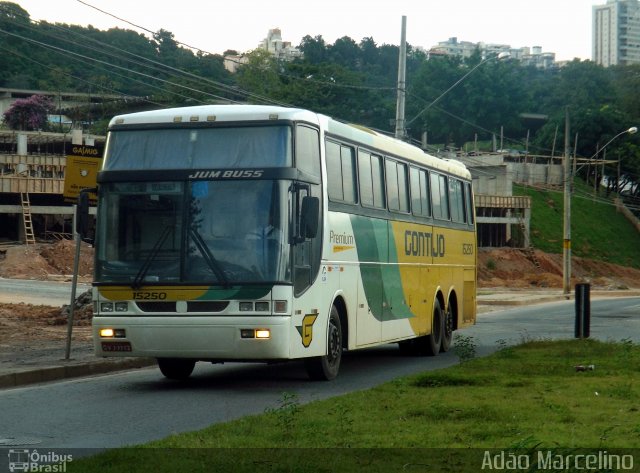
[95,180,290,286]
[103,126,292,170]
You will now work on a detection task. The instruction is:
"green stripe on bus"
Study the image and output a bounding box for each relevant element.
[350,215,415,322]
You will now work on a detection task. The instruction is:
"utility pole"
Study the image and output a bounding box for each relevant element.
[562,108,571,296]
[395,16,407,140]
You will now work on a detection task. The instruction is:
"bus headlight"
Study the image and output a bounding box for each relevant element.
[255,329,271,339]
[115,302,129,312]
[255,302,269,312]
[100,328,114,337]
[99,328,126,338]
[100,302,114,313]
[100,302,129,313]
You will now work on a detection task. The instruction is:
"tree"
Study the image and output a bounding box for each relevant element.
[2,95,54,131]
[235,49,283,101]
[298,35,327,64]
[328,36,360,68]
[0,1,29,23]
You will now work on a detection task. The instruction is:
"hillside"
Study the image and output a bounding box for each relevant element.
[515,182,640,269]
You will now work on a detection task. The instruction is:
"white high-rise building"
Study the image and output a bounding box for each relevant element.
[593,0,640,66]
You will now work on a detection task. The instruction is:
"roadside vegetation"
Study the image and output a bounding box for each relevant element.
[515,180,640,268]
[69,338,640,472]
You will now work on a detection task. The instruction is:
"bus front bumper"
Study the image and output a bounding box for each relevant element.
[93,316,292,360]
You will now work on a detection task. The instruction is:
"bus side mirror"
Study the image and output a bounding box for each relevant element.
[76,188,96,243]
[300,196,319,239]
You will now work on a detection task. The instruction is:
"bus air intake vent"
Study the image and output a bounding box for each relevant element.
[187,301,229,312]
[136,302,176,312]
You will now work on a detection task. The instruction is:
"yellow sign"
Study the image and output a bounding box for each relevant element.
[63,145,102,203]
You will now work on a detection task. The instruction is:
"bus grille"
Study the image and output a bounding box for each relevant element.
[136,301,230,313]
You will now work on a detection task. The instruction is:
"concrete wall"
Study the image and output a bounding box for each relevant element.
[509,162,564,186]
[468,164,512,196]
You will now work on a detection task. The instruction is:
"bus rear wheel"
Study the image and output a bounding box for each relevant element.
[398,299,443,356]
[157,358,196,380]
[425,299,444,355]
[440,302,453,353]
[305,306,342,381]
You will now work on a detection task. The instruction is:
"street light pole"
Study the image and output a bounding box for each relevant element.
[395,16,407,140]
[562,108,571,295]
[562,121,637,295]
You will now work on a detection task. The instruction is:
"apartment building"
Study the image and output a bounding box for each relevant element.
[593,0,640,66]
[429,37,557,69]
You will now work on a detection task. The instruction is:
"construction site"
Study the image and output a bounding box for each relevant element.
[0,128,104,244]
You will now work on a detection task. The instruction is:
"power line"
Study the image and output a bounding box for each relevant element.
[75,0,203,53]
[0,27,240,104]
[4,7,291,107]
[0,44,164,107]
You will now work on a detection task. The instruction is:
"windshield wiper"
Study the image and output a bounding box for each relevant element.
[132,226,172,289]
[189,227,231,288]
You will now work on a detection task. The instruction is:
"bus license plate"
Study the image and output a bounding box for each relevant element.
[102,341,132,352]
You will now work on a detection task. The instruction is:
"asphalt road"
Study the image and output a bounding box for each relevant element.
[0,296,638,451]
[0,277,91,306]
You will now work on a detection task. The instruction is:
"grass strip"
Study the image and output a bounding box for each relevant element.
[68,339,640,472]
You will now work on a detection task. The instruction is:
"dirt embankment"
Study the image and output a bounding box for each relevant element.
[0,241,94,345]
[0,239,93,281]
[478,247,640,290]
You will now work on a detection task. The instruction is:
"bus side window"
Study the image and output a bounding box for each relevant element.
[449,178,466,223]
[326,140,357,204]
[386,159,409,213]
[410,167,431,218]
[296,125,321,178]
[358,150,385,209]
[466,182,475,225]
[431,172,450,220]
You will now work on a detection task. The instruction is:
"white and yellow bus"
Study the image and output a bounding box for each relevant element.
[85,105,476,381]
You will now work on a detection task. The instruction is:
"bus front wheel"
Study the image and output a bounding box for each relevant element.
[305,306,342,381]
[157,358,196,380]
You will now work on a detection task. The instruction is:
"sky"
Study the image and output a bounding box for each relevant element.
[13,0,600,61]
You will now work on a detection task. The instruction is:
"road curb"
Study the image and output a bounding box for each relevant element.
[478,289,640,307]
[478,295,568,306]
[0,358,156,389]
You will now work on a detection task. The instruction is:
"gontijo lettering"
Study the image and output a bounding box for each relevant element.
[404,230,445,257]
